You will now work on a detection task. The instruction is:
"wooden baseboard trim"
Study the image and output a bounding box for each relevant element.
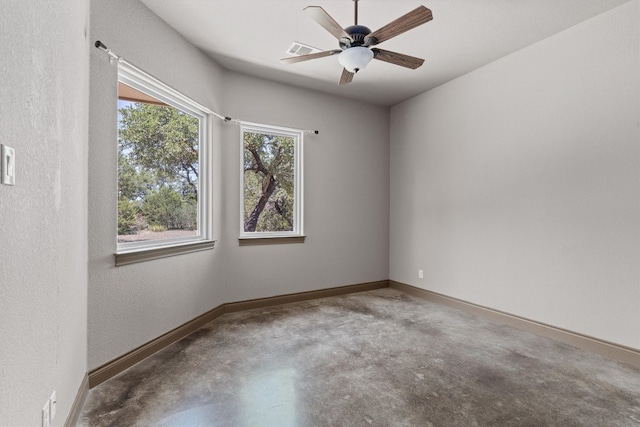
[225,280,389,313]
[64,373,89,427]
[89,305,226,388]
[390,281,640,368]
[88,280,389,388]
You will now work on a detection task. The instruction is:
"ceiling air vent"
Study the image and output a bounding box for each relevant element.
[286,42,321,56]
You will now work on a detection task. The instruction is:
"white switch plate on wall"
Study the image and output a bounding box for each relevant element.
[1,144,16,185]
[42,400,50,427]
[49,390,57,421]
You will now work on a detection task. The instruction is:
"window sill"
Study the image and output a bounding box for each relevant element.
[238,236,306,246]
[115,240,216,266]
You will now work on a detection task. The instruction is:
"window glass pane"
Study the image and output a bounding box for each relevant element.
[117,83,199,244]
[243,130,296,233]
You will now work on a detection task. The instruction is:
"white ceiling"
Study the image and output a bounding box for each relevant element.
[141,0,629,106]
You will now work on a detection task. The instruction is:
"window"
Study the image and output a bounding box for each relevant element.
[116,63,213,262]
[240,124,303,242]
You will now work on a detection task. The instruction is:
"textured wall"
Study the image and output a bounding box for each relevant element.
[390,1,640,348]
[88,0,226,369]
[221,73,390,303]
[0,0,89,425]
[88,0,389,371]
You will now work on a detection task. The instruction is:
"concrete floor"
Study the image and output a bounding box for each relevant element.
[79,288,640,426]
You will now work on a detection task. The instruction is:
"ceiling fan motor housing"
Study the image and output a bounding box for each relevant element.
[340,25,373,49]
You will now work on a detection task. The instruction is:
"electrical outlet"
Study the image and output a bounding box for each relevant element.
[418,269,424,279]
[42,400,50,427]
[1,144,16,185]
[50,390,57,421]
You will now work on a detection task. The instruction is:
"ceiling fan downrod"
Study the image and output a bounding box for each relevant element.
[354,0,358,25]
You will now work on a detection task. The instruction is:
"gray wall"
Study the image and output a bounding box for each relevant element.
[389,1,640,349]
[2,0,635,423]
[88,0,227,369]
[0,0,89,425]
[88,1,390,370]
[221,73,390,302]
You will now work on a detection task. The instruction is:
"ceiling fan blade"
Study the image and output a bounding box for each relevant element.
[339,68,354,85]
[281,49,341,64]
[304,6,352,42]
[372,48,424,69]
[365,6,433,46]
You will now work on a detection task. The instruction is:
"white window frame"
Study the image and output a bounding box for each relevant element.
[239,123,304,240]
[116,63,213,258]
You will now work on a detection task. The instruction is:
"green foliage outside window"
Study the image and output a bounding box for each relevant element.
[243,131,295,232]
[118,197,139,235]
[117,101,199,239]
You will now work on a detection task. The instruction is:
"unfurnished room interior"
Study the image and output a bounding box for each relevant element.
[1,1,639,426]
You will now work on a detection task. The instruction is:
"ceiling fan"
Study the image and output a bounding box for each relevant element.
[281,0,433,85]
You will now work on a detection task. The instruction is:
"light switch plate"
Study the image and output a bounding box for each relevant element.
[42,400,50,427]
[1,144,16,185]
[49,390,57,420]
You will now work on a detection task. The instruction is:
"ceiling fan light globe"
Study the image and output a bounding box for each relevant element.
[338,47,374,73]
